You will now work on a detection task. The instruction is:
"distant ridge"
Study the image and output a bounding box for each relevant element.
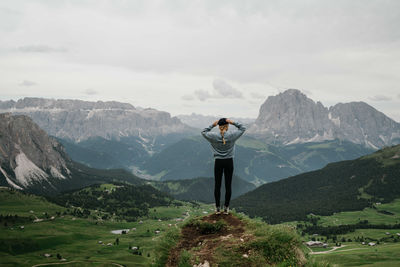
[0,97,193,142]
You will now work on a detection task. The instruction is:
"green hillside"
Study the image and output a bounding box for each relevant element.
[232,145,400,224]
[21,161,145,196]
[47,182,175,222]
[150,175,256,203]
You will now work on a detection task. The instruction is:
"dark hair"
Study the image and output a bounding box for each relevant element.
[217,118,228,126]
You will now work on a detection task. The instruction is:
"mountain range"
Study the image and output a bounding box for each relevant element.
[248,89,400,148]
[0,113,255,202]
[0,98,195,151]
[2,90,399,151]
[1,90,399,186]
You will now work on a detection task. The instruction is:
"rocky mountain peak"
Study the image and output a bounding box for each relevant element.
[249,90,400,148]
[253,89,331,143]
[0,113,70,189]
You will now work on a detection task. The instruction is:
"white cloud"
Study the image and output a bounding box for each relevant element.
[250,92,266,99]
[19,80,36,86]
[194,89,212,101]
[212,79,243,99]
[369,95,392,102]
[17,44,67,53]
[190,79,244,101]
[83,88,98,95]
[181,94,194,101]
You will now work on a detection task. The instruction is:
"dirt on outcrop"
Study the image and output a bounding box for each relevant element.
[166,213,253,267]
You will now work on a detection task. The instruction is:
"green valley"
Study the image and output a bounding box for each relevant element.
[0,186,214,266]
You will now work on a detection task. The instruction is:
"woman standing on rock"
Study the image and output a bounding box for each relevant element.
[201,118,246,214]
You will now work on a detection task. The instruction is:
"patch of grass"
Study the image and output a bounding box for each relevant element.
[190,219,226,234]
[312,243,400,267]
[317,199,400,227]
[178,250,192,267]
[152,228,180,267]
[247,226,303,266]
[305,258,333,267]
[0,188,66,216]
[218,211,306,266]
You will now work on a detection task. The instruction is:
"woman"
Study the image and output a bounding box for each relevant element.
[201,118,246,214]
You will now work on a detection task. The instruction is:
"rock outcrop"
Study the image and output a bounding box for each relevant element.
[0,113,71,190]
[248,89,400,148]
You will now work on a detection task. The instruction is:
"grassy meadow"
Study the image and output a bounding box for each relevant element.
[301,198,400,267]
[0,187,214,266]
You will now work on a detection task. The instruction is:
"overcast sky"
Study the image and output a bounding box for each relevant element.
[0,0,399,121]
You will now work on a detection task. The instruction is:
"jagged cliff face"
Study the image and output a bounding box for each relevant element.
[0,98,189,142]
[248,89,400,148]
[328,102,400,148]
[0,113,71,190]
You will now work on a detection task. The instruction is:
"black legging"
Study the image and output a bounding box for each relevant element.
[214,158,234,208]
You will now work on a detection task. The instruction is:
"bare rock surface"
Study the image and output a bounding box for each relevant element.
[248,89,400,148]
[0,113,70,189]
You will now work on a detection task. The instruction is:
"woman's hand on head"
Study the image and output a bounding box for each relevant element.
[226,119,234,124]
[212,120,219,127]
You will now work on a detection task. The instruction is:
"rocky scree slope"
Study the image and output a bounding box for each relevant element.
[0,113,70,191]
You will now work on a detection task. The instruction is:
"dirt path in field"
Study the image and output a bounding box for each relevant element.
[309,245,346,255]
[32,260,124,267]
[310,246,369,255]
[166,213,252,267]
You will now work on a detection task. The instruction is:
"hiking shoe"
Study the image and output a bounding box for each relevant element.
[215,207,221,214]
[223,206,229,215]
